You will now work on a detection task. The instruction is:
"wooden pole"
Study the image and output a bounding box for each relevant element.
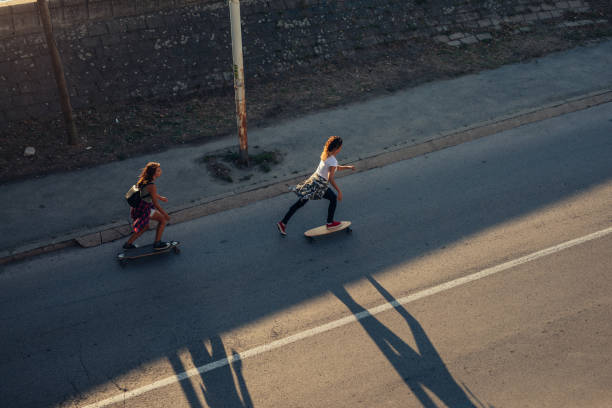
[37,0,78,145]
[229,0,248,166]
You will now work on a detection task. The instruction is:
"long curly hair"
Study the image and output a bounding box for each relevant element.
[136,162,160,188]
[320,136,343,160]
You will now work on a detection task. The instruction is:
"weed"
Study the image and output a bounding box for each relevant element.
[252,150,281,165]
[206,158,233,183]
[222,150,241,162]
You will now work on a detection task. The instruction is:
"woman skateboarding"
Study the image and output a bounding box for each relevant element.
[277,136,355,236]
[123,162,171,250]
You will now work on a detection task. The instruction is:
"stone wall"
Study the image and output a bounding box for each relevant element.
[0,0,599,123]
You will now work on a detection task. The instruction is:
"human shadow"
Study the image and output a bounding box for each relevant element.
[3,110,610,407]
[168,336,253,408]
[331,275,479,408]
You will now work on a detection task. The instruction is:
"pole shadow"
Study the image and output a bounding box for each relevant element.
[331,275,488,408]
[168,336,253,408]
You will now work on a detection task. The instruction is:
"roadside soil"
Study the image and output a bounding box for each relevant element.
[2,12,611,184]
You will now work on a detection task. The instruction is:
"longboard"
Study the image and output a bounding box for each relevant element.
[304,221,352,241]
[117,241,180,265]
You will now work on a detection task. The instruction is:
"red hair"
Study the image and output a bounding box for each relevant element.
[320,136,343,160]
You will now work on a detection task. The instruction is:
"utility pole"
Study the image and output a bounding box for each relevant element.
[37,0,78,145]
[229,0,248,166]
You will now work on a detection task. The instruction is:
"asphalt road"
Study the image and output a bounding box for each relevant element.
[1,103,611,408]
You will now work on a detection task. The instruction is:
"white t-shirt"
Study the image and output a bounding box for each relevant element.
[315,156,338,180]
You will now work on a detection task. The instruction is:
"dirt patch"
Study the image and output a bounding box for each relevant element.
[201,149,283,183]
[1,16,611,184]
[204,158,234,183]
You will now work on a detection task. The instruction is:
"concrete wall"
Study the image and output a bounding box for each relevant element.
[0,0,596,123]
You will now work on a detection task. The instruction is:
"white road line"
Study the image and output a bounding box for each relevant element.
[81,226,612,408]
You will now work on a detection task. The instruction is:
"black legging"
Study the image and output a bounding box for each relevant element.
[282,188,337,224]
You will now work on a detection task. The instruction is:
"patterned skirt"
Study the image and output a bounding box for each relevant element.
[293,174,329,200]
[130,200,154,233]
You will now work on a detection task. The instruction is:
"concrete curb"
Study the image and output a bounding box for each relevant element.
[2,89,610,265]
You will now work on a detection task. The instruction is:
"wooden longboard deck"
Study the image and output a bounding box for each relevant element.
[117,241,180,263]
[304,221,351,238]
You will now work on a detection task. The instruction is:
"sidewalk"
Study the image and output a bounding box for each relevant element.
[2,39,612,263]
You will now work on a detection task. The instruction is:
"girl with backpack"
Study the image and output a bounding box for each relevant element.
[277,136,355,235]
[123,162,171,250]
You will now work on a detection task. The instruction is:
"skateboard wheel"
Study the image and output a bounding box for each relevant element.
[173,246,181,254]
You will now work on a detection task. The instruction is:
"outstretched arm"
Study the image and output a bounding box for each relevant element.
[337,164,355,171]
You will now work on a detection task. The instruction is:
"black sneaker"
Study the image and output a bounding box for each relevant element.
[123,242,137,250]
[153,241,170,250]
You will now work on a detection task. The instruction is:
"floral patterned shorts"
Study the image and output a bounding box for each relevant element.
[292,174,329,200]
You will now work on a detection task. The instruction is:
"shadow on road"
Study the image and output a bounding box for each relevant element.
[169,336,253,408]
[1,108,610,407]
[332,275,488,408]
